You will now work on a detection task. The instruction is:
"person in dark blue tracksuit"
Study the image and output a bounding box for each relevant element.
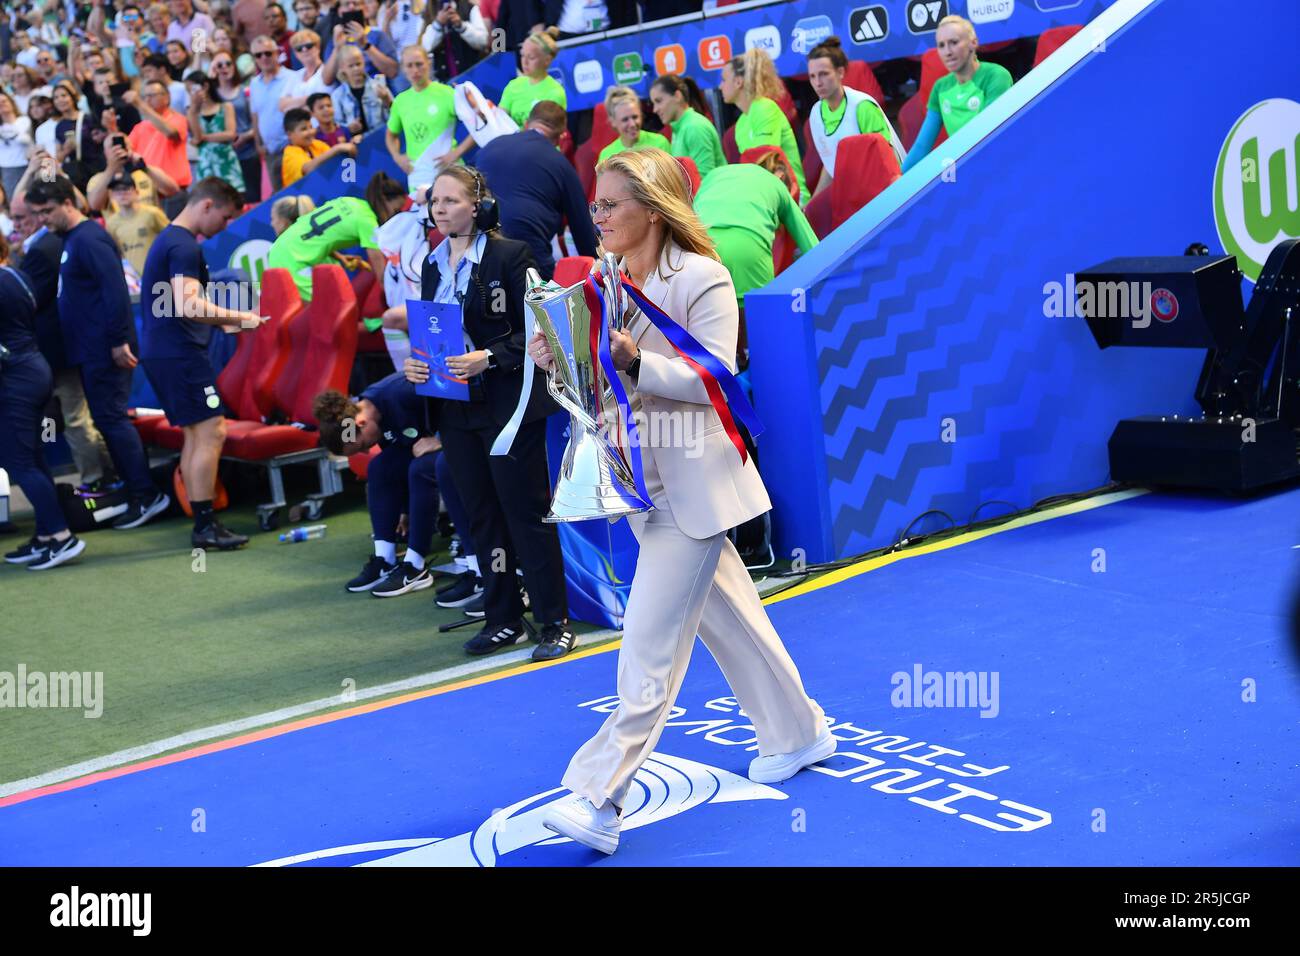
[0,234,86,571]
[313,371,464,598]
[24,176,170,530]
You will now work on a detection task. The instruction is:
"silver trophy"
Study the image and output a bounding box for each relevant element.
[526,253,651,522]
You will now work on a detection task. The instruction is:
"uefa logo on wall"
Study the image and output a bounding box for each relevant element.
[1214,98,1300,283]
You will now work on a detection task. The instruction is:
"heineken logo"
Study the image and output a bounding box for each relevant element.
[612,52,643,85]
[1214,98,1300,283]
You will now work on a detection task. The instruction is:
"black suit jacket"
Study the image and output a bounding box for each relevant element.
[420,233,557,432]
[19,230,70,371]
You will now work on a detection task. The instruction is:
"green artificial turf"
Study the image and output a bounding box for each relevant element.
[0,488,615,785]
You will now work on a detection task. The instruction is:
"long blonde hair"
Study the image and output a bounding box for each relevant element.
[596,148,717,266]
[727,48,785,105]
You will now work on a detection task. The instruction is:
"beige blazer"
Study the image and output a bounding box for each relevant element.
[615,241,771,540]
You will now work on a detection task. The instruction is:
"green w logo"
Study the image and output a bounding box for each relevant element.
[1214,99,1300,282]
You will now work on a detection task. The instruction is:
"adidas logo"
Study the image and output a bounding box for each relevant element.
[850,5,889,43]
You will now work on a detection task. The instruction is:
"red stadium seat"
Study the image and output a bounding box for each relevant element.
[576,136,598,201]
[553,256,595,287]
[830,134,901,231]
[804,188,833,240]
[739,145,800,199]
[721,123,740,164]
[843,61,886,103]
[800,115,823,194]
[558,128,575,166]
[348,444,380,480]
[675,155,700,197]
[1034,25,1084,66]
[919,48,946,101]
[352,267,386,321]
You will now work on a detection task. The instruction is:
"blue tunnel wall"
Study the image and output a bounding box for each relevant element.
[745,0,1300,563]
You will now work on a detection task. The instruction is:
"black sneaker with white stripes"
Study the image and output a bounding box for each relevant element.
[112,491,171,529]
[28,535,86,570]
[347,556,396,592]
[371,561,433,598]
[4,537,45,564]
[532,622,577,662]
[464,620,526,656]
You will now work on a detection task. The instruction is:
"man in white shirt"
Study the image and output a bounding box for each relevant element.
[165,0,217,49]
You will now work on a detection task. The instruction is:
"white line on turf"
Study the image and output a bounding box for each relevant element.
[0,630,619,799]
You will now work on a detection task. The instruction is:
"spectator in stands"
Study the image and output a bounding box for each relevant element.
[380,0,427,58]
[89,67,141,136]
[722,48,808,205]
[140,52,189,112]
[806,36,902,196]
[0,92,34,200]
[9,65,51,115]
[248,33,300,191]
[87,124,182,214]
[211,49,261,203]
[650,73,724,180]
[279,27,331,109]
[266,169,405,300]
[693,153,817,316]
[270,192,315,234]
[281,105,354,184]
[125,79,192,216]
[405,164,574,660]
[330,42,392,137]
[385,45,462,191]
[420,0,488,83]
[309,91,350,145]
[232,0,272,45]
[902,14,1012,173]
[211,24,256,77]
[314,373,448,596]
[185,70,245,195]
[266,3,296,67]
[547,0,635,39]
[166,0,216,49]
[109,4,149,78]
[25,175,171,529]
[27,95,56,135]
[8,186,119,496]
[33,48,64,88]
[598,85,667,165]
[293,0,332,43]
[144,3,174,53]
[475,99,597,281]
[104,171,170,280]
[0,231,86,570]
[321,0,400,90]
[495,26,564,127]
[140,177,263,550]
[164,38,194,80]
[44,80,103,192]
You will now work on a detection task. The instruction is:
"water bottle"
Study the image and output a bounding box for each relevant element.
[279,524,327,543]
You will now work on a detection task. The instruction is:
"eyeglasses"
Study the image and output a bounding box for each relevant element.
[293,43,318,52]
[589,198,633,219]
[254,50,278,58]
[213,60,233,68]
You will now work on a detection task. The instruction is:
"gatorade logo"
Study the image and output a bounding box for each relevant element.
[654,44,686,76]
[1213,98,1300,283]
[697,35,731,70]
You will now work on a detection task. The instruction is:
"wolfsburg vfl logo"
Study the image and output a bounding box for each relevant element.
[228,239,272,286]
[252,753,784,867]
[1214,98,1300,283]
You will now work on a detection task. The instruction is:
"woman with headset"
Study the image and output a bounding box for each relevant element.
[403,164,573,661]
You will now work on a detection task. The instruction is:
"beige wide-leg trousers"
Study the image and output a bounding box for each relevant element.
[561,453,826,809]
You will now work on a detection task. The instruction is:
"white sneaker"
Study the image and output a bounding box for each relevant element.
[542,794,621,855]
[748,728,837,784]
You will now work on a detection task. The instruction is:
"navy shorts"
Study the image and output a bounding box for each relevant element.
[142,351,223,427]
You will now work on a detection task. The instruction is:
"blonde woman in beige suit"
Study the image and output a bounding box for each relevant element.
[529,148,835,855]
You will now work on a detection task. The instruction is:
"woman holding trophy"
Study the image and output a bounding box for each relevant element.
[403,165,575,662]
[529,148,835,855]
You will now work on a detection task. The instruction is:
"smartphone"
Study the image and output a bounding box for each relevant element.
[339,9,366,28]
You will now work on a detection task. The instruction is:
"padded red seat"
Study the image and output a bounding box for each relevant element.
[721,123,739,164]
[804,188,833,239]
[801,115,823,194]
[221,421,319,458]
[830,133,901,231]
[843,61,886,103]
[351,267,386,320]
[132,413,167,441]
[1034,25,1084,66]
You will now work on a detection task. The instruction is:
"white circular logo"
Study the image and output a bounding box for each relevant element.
[402,427,419,438]
[228,238,273,285]
[1214,98,1300,283]
[206,394,221,409]
[427,103,439,116]
[967,95,982,111]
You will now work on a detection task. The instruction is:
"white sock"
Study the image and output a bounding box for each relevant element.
[375,540,397,564]
[406,550,424,570]
[383,329,411,371]
[465,553,480,576]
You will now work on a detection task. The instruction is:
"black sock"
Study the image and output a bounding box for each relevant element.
[192,499,214,533]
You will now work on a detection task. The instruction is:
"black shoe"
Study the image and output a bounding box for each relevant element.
[28,535,86,570]
[464,621,526,656]
[112,491,171,529]
[77,477,124,496]
[347,555,396,592]
[4,536,45,565]
[435,571,482,607]
[532,622,577,662]
[372,561,433,598]
[462,590,485,618]
[191,520,248,551]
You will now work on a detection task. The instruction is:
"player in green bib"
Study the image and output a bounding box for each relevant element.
[386,46,463,191]
[694,155,818,312]
[903,15,1013,172]
[266,173,411,301]
[498,28,568,128]
[597,86,670,165]
[650,74,726,179]
[722,49,809,206]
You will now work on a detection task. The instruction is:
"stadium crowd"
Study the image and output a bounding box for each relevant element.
[1,1,1018,661]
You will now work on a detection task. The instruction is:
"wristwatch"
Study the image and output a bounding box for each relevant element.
[483,348,497,369]
[626,349,641,380]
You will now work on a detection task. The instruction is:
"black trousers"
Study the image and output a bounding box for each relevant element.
[0,350,65,536]
[439,413,567,628]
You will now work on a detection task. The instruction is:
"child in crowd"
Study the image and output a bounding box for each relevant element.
[281,108,355,186]
[308,92,352,148]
